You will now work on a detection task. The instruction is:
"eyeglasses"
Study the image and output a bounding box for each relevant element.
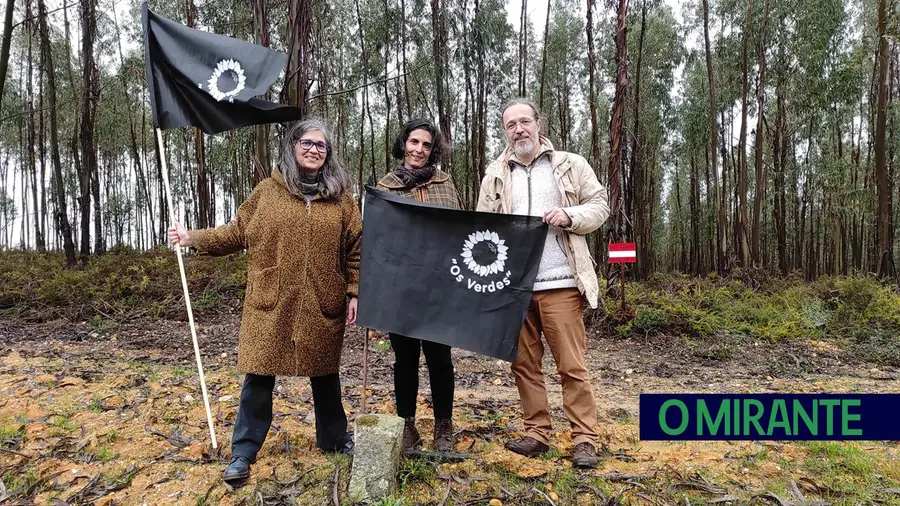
[299,139,328,152]
[504,117,535,132]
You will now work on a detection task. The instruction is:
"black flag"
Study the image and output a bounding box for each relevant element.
[357,186,548,362]
[142,2,301,135]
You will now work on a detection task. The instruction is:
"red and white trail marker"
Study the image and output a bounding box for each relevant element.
[608,242,637,264]
[608,242,636,311]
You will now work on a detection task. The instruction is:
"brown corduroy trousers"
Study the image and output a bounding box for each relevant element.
[511,287,599,446]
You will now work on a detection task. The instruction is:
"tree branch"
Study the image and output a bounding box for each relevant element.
[0,96,78,124]
[307,63,424,101]
[13,1,77,29]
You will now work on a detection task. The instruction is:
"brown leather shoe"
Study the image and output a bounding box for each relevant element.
[402,417,421,450]
[572,442,599,468]
[433,418,454,452]
[504,436,550,458]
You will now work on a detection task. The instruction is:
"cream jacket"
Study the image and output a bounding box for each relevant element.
[476,138,610,308]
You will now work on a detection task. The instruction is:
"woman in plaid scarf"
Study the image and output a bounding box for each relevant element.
[376,118,463,452]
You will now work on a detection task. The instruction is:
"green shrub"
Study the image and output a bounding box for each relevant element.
[606,272,900,355]
[0,249,248,321]
[633,305,666,331]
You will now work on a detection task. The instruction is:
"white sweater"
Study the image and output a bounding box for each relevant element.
[509,153,576,291]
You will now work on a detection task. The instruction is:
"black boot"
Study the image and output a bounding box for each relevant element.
[223,455,252,483]
[323,435,355,456]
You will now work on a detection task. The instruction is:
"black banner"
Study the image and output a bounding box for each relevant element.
[142,1,300,134]
[357,186,548,362]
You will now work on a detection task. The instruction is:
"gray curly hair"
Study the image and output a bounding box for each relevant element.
[279,119,351,201]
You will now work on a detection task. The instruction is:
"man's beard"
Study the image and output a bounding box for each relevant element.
[512,138,534,157]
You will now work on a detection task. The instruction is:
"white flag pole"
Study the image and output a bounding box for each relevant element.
[156,128,218,449]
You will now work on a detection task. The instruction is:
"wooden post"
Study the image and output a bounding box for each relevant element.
[609,242,635,314]
[361,329,370,414]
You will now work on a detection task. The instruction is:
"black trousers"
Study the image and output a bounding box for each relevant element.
[389,333,454,420]
[230,372,350,461]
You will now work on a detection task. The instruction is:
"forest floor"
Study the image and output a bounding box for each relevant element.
[0,251,899,505]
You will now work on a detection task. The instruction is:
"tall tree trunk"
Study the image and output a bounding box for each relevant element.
[185,0,210,229]
[585,0,602,262]
[518,0,528,96]
[810,189,819,280]
[690,154,700,273]
[356,101,364,207]
[462,19,472,206]
[702,0,726,273]
[37,0,75,265]
[875,0,896,278]
[585,0,600,173]
[727,107,739,259]
[834,112,846,275]
[1,150,7,247]
[675,162,687,271]
[156,136,167,244]
[751,0,769,267]
[79,0,99,262]
[253,0,271,179]
[431,0,452,168]
[630,0,647,279]
[773,76,788,275]
[392,22,404,127]
[0,0,15,108]
[646,150,657,274]
[893,46,899,277]
[605,0,628,299]
[354,0,376,181]
[92,154,102,253]
[284,0,311,115]
[850,95,861,271]
[26,0,45,251]
[867,42,879,272]
[63,0,83,249]
[473,0,487,182]
[400,0,411,119]
[20,119,29,248]
[463,0,477,204]
[557,70,572,148]
[793,137,803,272]
[382,0,392,172]
[38,48,47,251]
[737,0,754,268]
[365,87,376,182]
[856,93,865,271]
[111,3,151,247]
[705,149,714,273]
[538,0,551,109]
[800,126,814,275]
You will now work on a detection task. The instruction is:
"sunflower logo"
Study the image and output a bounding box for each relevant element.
[461,230,508,277]
[201,59,247,102]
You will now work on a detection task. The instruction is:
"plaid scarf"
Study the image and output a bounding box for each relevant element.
[394,164,435,188]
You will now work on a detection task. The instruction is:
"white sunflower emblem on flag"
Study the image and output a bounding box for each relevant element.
[461,230,508,277]
[202,59,247,102]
